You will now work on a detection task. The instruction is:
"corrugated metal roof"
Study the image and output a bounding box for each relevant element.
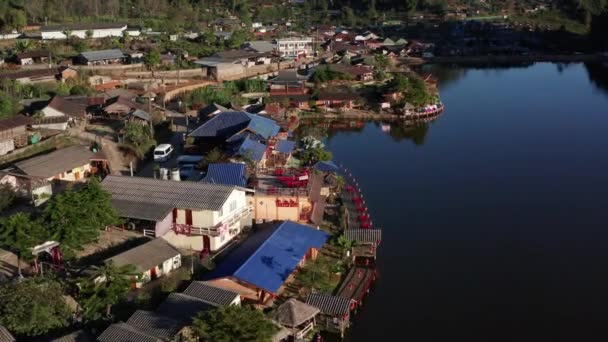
[306,293,352,316]
[275,140,295,154]
[0,115,32,132]
[183,281,240,306]
[107,238,180,273]
[101,175,236,212]
[313,160,340,173]
[130,109,151,121]
[204,163,247,188]
[0,326,15,342]
[79,49,125,62]
[238,137,267,162]
[204,221,329,294]
[189,111,250,138]
[126,310,181,340]
[156,293,214,324]
[245,113,280,139]
[344,229,382,244]
[49,329,93,342]
[15,145,95,178]
[110,199,173,222]
[97,322,161,342]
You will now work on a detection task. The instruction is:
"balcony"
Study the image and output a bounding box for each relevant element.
[172,206,252,236]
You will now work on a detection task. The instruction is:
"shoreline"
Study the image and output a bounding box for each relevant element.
[401,54,604,65]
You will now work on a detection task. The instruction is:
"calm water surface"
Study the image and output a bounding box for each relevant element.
[323,63,608,342]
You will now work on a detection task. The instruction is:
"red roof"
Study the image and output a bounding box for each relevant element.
[94,81,123,91]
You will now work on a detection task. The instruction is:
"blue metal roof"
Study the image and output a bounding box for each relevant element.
[276,140,296,154]
[190,111,280,142]
[204,221,329,293]
[203,163,247,187]
[313,160,340,173]
[189,111,250,138]
[244,113,280,140]
[238,137,267,162]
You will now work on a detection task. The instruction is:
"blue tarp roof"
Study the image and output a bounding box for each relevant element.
[276,140,296,154]
[238,137,267,162]
[204,221,329,293]
[313,160,340,173]
[204,163,247,187]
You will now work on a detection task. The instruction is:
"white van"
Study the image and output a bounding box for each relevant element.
[153,144,174,162]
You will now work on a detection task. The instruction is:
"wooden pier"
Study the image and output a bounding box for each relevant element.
[336,267,377,308]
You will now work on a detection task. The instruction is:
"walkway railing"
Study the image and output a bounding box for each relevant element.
[173,206,252,236]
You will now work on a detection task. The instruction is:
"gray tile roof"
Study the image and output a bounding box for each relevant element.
[107,238,180,273]
[306,293,352,316]
[155,293,214,324]
[79,49,125,62]
[101,175,237,212]
[126,310,181,340]
[0,325,15,342]
[344,229,382,244]
[15,145,95,178]
[97,322,162,342]
[183,281,240,306]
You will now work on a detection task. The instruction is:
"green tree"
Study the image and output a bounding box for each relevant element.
[192,305,279,342]
[374,54,391,70]
[85,29,93,39]
[0,213,46,276]
[404,0,418,13]
[13,39,30,53]
[342,6,356,27]
[226,29,249,49]
[0,183,16,211]
[0,278,71,337]
[124,122,156,158]
[44,180,120,256]
[79,262,138,321]
[5,9,26,31]
[300,147,332,165]
[69,84,93,96]
[0,91,17,119]
[144,50,161,70]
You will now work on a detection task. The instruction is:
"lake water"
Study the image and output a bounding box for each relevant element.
[323,63,608,342]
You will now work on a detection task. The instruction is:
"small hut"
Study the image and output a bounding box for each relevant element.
[274,298,320,340]
[306,293,353,337]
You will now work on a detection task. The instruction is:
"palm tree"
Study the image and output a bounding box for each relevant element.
[0,213,46,277]
[14,39,31,53]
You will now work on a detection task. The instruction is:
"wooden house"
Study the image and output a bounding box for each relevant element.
[306,293,354,338]
[0,115,32,155]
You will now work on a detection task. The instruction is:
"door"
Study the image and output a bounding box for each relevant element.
[203,235,211,253]
[150,267,157,280]
[74,171,80,180]
[186,209,193,226]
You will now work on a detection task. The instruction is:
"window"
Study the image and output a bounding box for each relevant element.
[66,170,72,174]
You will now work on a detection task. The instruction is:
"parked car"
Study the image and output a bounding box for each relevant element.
[179,164,197,180]
[153,144,174,162]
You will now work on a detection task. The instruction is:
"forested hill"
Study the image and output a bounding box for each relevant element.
[0,0,606,45]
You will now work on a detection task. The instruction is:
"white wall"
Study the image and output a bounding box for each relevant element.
[0,139,15,155]
[32,122,68,131]
[155,211,173,237]
[135,254,181,288]
[42,26,127,40]
[42,106,66,118]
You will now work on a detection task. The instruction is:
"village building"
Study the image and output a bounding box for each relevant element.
[77,49,126,66]
[267,94,311,111]
[0,325,15,342]
[101,175,252,253]
[36,95,88,130]
[306,293,354,337]
[243,40,275,54]
[49,329,94,342]
[41,23,127,40]
[271,139,296,167]
[269,70,308,95]
[106,238,181,288]
[0,67,77,84]
[203,221,328,305]
[344,229,382,263]
[0,115,32,155]
[317,92,360,110]
[275,37,314,58]
[273,298,320,341]
[250,171,327,224]
[14,50,52,65]
[160,53,176,66]
[14,145,107,182]
[195,50,273,81]
[189,111,280,147]
[0,170,53,206]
